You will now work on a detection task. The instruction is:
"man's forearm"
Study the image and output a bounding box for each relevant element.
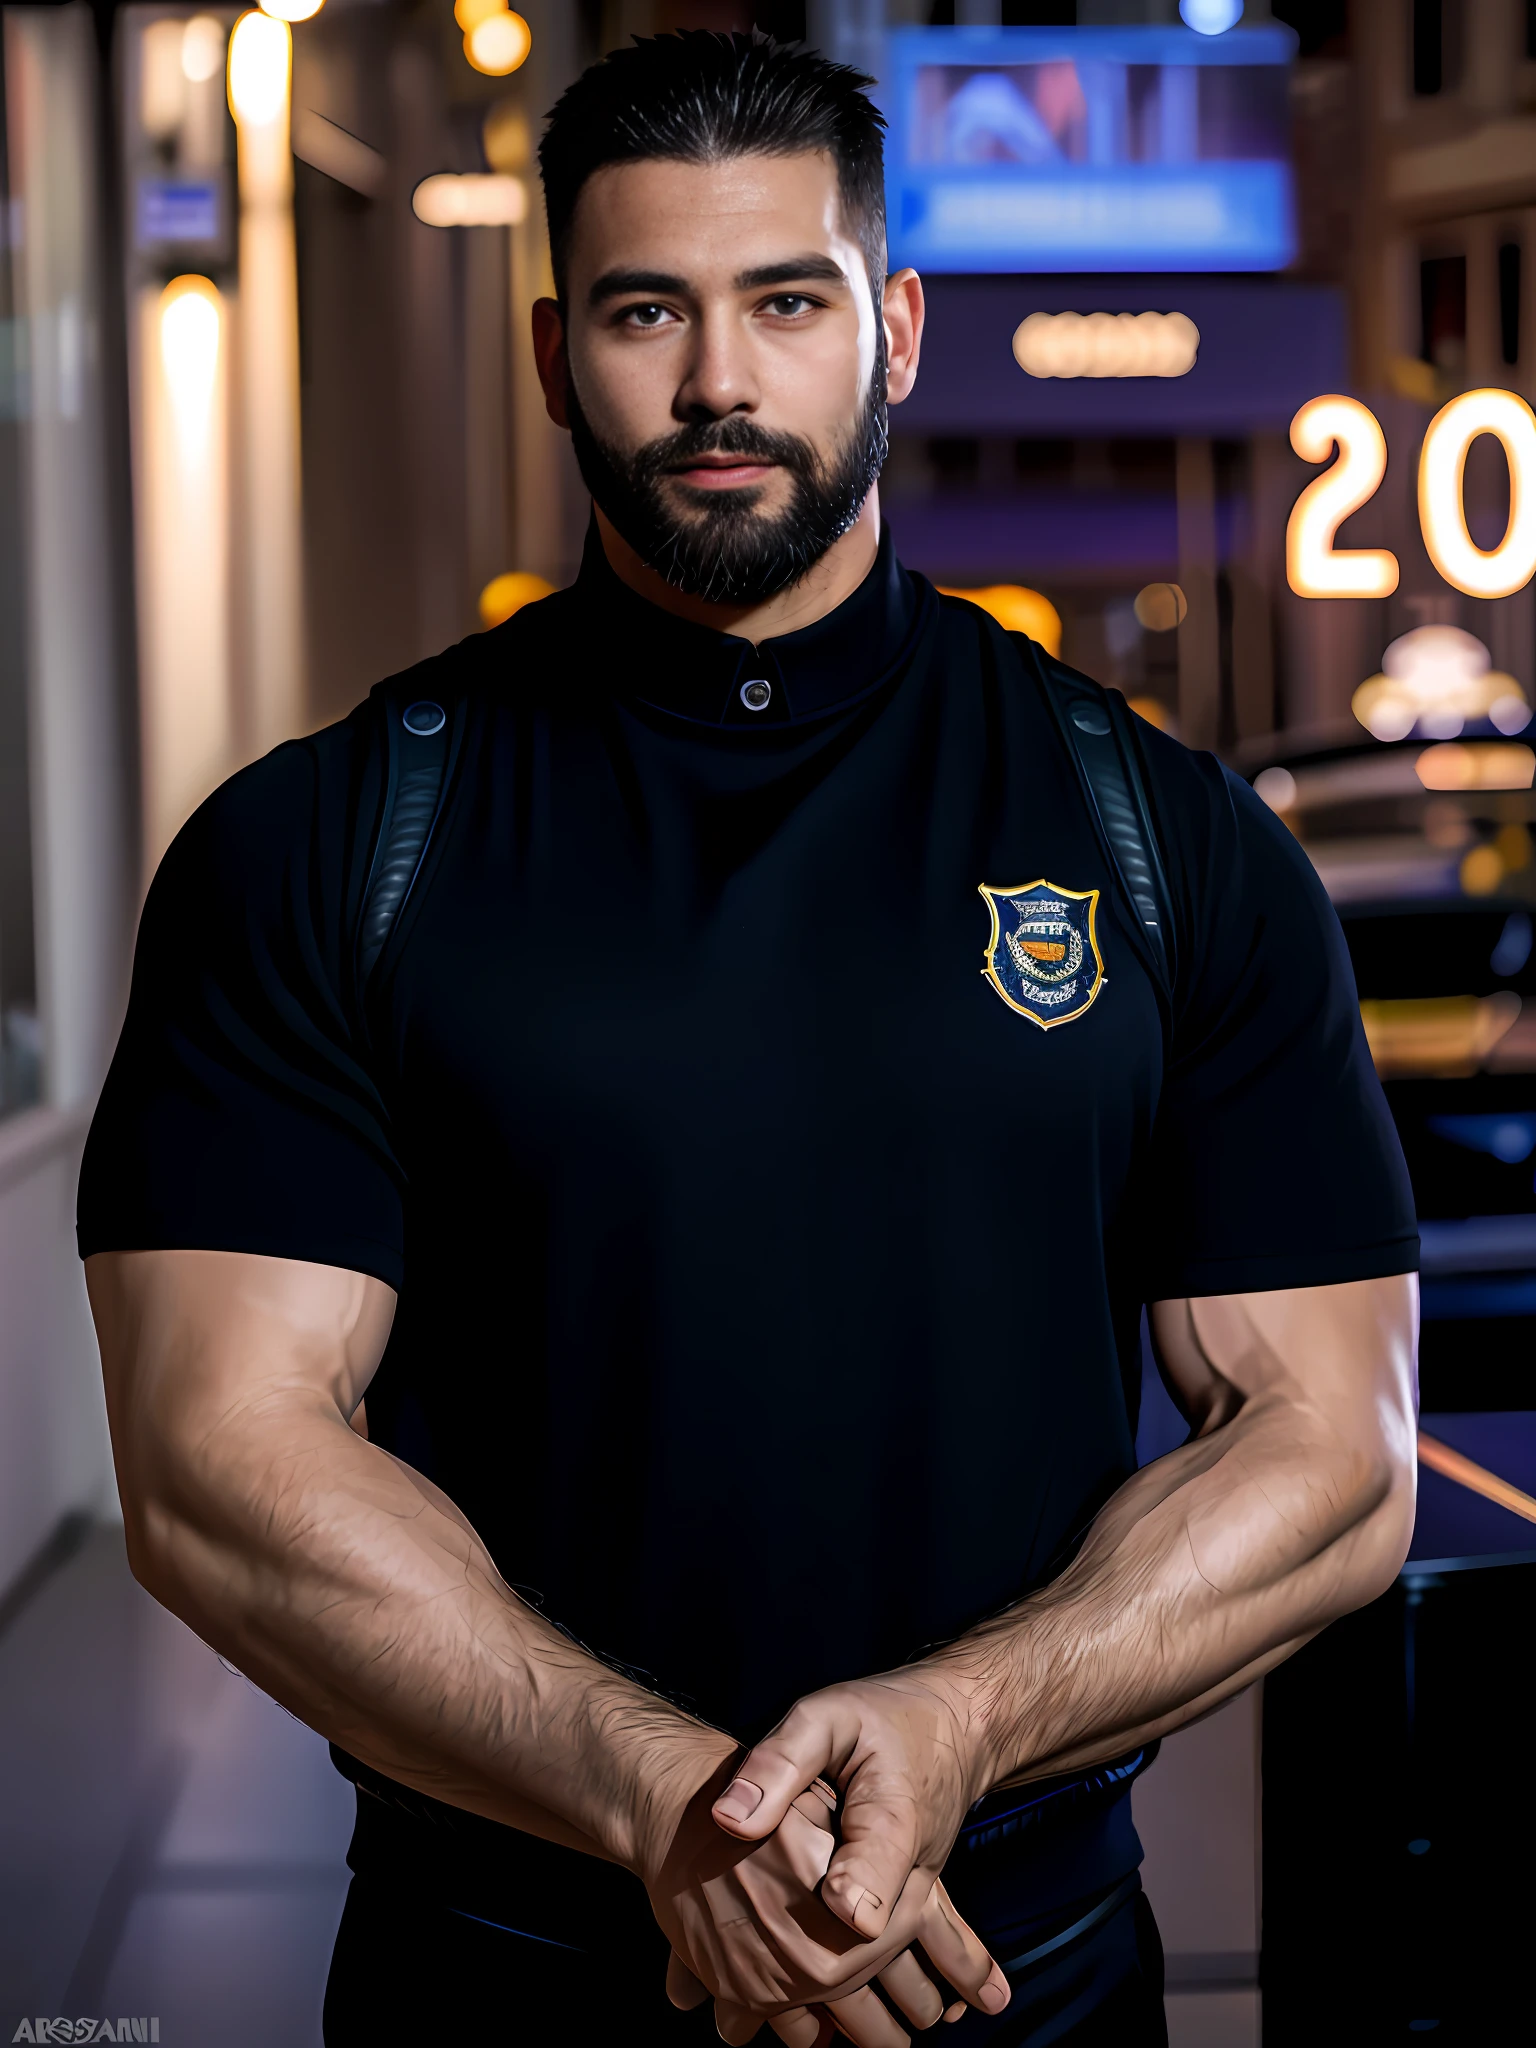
[936,1375,1414,1793]
[128,1385,727,1868]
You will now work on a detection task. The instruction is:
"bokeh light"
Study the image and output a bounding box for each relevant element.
[1254,766,1298,813]
[1134,582,1187,632]
[938,584,1062,657]
[1353,626,1528,743]
[228,9,290,127]
[465,11,531,77]
[1415,742,1536,792]
[180,16,226,84]
[159,276,222,457]
[413,174,528,228]
[1013,311,1199,381]
[480,571,554,629]
[1180,0,1243,30]
[1460,845,1504,896]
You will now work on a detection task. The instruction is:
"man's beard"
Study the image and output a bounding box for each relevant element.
[566,350,889,607]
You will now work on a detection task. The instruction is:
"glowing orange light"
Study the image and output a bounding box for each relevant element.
[1133,582,1186,632]
[1286,396,1399,599]
[228,8,289,127]
[480,570,554,629]
[1414,742,1535,792]
[937,584,1062,658]
[413,174,528,228]
[465,10,530,76]
[1419,388,1536,600]
[1012,310,1199,380]
[159,275,222,457]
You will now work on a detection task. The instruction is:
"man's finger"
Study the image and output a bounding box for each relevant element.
[819,1789,924,1940]
[712,1709,848,1839]
[768,2007,826,2048]
[913,1883,1010,2018]
[715,1999,765,2045]
[667,1950,711,2010]
[871,1951,945,2031]
[820,1984,910,2048]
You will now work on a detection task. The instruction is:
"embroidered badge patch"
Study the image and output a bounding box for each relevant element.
[978,881,1105,1029]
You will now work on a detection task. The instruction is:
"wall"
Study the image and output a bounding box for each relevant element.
[0,1111,113,1594]
[1,4,135,1594]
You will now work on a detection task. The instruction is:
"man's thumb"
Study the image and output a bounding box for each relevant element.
[711,1733,825,1838]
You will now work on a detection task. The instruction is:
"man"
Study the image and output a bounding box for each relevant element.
[80,32,1419,2048]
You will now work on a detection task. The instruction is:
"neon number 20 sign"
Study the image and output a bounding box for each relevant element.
[1287,388,1536,602]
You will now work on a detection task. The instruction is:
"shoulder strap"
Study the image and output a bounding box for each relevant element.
[348,639,1173,996]
[354,677,467,990]
[1031,650,1175,997]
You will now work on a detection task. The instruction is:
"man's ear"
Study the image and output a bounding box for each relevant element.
[882,268,925,408]
[531,297,570,429]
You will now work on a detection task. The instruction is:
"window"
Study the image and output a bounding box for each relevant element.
[1413,0,1464,98]
[1421,253,1467,375]
[1499,241,1521,368]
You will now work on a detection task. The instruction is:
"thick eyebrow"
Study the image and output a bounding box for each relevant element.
[588,268,689,306]
[734,255,849,291]
[587,254,850,307]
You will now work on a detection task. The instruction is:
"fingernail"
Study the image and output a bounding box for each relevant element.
[830,1882,883,1931]
[979,1981,1009,2014]
[713,1779,763,1823]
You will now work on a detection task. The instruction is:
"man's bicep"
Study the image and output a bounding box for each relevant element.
[88,1248,397,1478]
[1149,1274,1419,1441]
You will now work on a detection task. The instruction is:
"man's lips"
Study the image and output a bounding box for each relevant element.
[668,458,778,491]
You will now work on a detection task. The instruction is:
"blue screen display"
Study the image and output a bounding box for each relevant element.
[137,178,221,248]
[883,24,1297,275]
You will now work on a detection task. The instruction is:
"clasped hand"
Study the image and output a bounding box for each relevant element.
[637,1668,1009,2044]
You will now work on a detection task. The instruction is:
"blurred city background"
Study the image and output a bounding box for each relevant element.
[3,1,1536,2042]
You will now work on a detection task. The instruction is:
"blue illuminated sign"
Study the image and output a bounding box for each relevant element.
[137,178,221,247]
[883,25,1297,275]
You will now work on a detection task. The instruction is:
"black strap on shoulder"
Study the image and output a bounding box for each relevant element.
[355,680,466,990]
[1032,651,1175,997]
[348,638,1173,1001]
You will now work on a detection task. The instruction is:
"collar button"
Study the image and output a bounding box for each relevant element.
[740,679,772,712]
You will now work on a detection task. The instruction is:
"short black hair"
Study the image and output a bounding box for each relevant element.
[538,32,887,305]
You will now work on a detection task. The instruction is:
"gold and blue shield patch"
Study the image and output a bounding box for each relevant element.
[979,880,1105,1029]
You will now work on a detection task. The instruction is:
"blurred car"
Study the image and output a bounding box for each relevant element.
[1244,732,1536,1413]
[1247,729,1536,2037]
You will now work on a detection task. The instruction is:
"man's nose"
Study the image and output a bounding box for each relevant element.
[673,306,759,421]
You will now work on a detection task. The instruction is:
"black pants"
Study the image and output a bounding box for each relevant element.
[322,1875,1167,2047]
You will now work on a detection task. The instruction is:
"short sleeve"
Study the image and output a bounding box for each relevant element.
[1138,745,1418,1300]
[77,723,405,1290]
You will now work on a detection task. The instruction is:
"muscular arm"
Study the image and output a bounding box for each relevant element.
[90,1246,1008,2031]
[955,1271,1419,1781]
[89,1247,718,1866]
[716,1273,1419,1937]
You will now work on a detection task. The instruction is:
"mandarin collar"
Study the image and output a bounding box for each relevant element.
[572,516,925,727]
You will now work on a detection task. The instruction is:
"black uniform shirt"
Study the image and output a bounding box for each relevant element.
[79,524,1415,1870]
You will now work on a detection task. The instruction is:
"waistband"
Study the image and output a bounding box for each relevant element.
[331,1742,1154,1966]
